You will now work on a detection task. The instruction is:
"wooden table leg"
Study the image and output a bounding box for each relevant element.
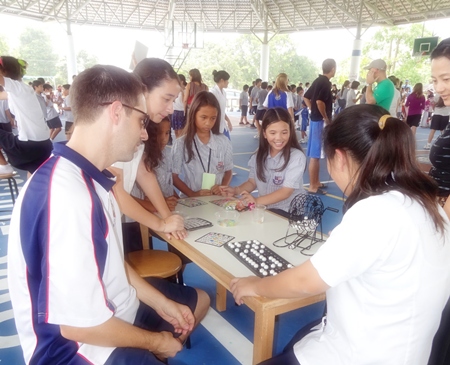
[253,306,276,365]
[216,282,227,312]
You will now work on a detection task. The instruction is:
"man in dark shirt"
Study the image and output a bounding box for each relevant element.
[303,59,336,194]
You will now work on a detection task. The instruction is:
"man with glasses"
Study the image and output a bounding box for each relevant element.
[8,65,209,365]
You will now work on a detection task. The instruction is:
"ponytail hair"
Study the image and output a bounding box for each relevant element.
[212,70,230,83]
[323,104,445,234]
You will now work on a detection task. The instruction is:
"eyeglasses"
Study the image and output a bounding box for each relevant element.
[99,102,150,129]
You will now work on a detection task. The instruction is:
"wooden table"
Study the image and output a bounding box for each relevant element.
[158,197,326,365]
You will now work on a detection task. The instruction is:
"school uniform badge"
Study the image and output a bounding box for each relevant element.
[273,175,284,185]
[216,161,224,171]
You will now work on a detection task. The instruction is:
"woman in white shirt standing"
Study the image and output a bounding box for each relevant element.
[210,70,233,139]
[231,104,450,365]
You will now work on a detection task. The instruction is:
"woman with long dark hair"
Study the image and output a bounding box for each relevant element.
[231,104,450,365]
[183,68,208,113]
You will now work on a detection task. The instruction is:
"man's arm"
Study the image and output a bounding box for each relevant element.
[365,84,376,105]
[125,262,195,336]
[303,96,311,109]
[316,100,330,124]
[60,316,182,358]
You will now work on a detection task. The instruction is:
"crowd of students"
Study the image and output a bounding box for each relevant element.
[2,36,450,365]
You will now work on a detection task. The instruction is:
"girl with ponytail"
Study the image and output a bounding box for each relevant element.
[230,104,450,365]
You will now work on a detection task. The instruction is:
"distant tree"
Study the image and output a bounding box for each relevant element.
[77,49,99,71]
[17,28,58,77]
[55,50,99,85]
[0,34,9,55]
[269,34,318,84]
[361,24,434,85]
[181,34,318,90]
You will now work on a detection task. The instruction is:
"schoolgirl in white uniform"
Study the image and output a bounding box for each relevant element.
[231,104,450,365]
[172,91,233,197]
[221,107,306,214]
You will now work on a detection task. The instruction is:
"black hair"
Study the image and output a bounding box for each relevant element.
[243,84,249,90]
[431,38,450,61]
[134,58,179,93]
[261,82,268,89]
[323,104,444,234]
[0,56,22,80]
[183,91,221,163]
[32,80,43,89]
[134,58,179,171]
[256,107,303,182]
[178,74,187,87]
[351,80,360,89]
[43,84,53,90]
[212,70,230,83]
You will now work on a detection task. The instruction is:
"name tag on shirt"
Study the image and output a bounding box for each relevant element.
[202,173,216,189]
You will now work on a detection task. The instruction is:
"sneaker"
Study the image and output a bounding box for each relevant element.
[239,122,245,125]
[254,134,259,139]
[0,164,14,174]
[249,124,257,129]
[424,143,431,150]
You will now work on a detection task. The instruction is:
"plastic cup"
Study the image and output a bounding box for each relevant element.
[252,204,266,223]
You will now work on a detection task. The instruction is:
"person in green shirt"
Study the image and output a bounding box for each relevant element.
[364,59,395,111]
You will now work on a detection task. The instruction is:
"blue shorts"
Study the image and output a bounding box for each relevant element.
[105,277,198,365]
[306,120,324,159]
[301,117,308,132]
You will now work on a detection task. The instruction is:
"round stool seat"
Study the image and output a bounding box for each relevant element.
[0,172,16,179]
[128,250,182,279]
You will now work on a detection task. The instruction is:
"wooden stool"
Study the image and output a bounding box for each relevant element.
[128,249,182,279]
[0,172,19,218]
[127,224,182,281]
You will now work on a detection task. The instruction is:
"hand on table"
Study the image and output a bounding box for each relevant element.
[211,184,222,195]
[162,214,184,233]
[219,185,235,197]
[165,196,178,211]
[239,190,256,205]
[230,276,262,305]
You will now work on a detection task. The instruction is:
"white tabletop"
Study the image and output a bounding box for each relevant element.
[174,196,324,278]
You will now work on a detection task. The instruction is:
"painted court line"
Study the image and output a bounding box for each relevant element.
[0,292,10,305]
[201,307,253,365]
[0,334,20,349]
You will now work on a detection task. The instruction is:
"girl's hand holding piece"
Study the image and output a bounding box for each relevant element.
[194,189,211,197]
[219,185,236,197]
[210,184,222,195]
[240,190,256,205]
